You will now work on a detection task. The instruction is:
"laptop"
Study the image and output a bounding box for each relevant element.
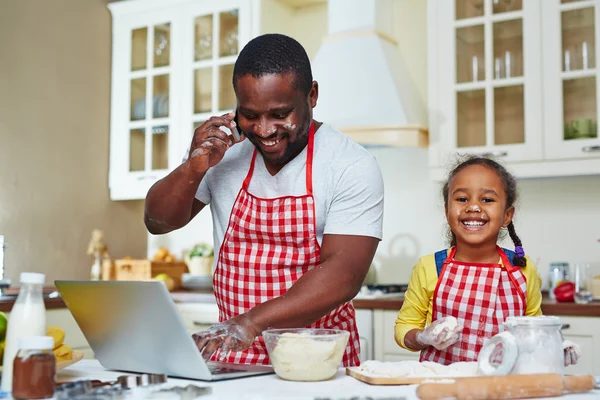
[55,280,273,381]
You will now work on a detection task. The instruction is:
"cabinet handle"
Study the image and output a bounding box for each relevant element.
[561,324,570,330]
[582,146,600,152]
[476,151,508,158]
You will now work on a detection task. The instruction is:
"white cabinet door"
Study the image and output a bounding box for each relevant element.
[543,0,600,161]
[109,7,183,200]
[559,316,600,376]
[431,0,543,167]
[179,0,252,156]
[355,308,373,362]
[373,309,421,362]
[175,302,220,333]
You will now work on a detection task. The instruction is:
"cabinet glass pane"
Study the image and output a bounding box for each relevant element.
[152,126,169,170]
[456,25,485,83]
[153,74,169,118]
[195,15,214,61]
[130,78,146,121]
[493,0,522,14]
[562,8,596,72]
[131,28,147,71]
[219,64,236,111]
[455,0,484,20]
[194,68,213,114]
[220,10,239,57]
[494,85,524,145]
[563,77,597,140]
[154,23,170,68]
[493,19,523,79]
[130,128,145,172]
[457,89,486,147]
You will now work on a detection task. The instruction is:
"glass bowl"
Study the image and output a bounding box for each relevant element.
[263,328,349,382]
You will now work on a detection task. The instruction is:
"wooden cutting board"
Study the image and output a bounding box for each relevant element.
[346,367,463,385]
[0,350,83,373]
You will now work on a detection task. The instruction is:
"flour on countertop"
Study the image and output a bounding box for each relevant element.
[356,360,478,378]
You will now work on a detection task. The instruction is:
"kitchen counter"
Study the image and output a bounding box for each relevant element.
[2,286,598,317]
[0,287,65,312]
[352,296,600,317]
[58,360,600,400]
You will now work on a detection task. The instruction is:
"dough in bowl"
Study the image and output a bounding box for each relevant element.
[269,332,348,381]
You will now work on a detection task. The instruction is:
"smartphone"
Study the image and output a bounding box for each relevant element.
[231,111,243,142]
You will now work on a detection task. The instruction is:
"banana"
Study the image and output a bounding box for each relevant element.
[53,344,72,362]
[47,326,65,349]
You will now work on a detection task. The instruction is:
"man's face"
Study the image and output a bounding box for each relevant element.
[234,73,318,167]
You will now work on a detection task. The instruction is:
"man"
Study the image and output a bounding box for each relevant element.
[144,34,383,367]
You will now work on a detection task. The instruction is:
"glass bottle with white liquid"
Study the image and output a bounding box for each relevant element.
[1,272,47,393]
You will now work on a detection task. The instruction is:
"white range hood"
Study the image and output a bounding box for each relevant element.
[312,0,428,147]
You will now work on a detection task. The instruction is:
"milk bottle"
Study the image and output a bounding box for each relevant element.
[1,272,46,393]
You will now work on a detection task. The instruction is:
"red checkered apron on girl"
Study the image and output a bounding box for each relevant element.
[211,122,361,366]
[420,246,527,365]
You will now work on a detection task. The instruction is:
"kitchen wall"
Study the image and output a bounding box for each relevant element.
[149,0,600,287]
[0,0,147,285]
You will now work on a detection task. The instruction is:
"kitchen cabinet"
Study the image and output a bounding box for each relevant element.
[373,309,420,362]
[46,309,94,359]
[373,310,600,376]
[175,302,220,333]
[560,315,600,376]
[3,309,94,360]
[107,0,253,200]
[542,1,600,161]
[428,0,600,180]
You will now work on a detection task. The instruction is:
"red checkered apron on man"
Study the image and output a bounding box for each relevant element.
[211,123,360,366]
[420,246,527,365]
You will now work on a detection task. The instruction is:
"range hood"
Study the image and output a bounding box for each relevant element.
[312,0,428,147]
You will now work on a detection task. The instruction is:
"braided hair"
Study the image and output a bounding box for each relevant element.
[442,155,527,267]
[233,33,313,95]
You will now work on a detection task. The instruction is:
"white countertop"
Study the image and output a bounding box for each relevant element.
[57,360,600,400]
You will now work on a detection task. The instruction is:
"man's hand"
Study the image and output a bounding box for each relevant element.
[187,112,243,174]
[415,317,463,351]
[192,314,259,360]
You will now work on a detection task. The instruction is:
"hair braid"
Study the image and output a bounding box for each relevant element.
[507,221,526,267]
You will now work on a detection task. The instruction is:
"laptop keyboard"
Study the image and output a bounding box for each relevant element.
[209,365,245,375]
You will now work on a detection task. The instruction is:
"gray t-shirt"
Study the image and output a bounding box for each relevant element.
[192,123,384,259]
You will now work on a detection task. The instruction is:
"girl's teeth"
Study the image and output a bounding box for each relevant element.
[463,221,485,226]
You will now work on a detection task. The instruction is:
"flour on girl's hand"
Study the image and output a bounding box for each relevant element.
[432,316,459,342]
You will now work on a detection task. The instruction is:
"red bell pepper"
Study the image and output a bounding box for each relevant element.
[554,281,575,302]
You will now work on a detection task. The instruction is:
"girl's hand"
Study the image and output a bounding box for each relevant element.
[416,317,463,350]
[563,339,581,366]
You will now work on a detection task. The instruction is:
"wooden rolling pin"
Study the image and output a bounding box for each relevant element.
[416,373,596,400]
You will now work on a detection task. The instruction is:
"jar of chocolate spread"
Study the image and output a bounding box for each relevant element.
[12,336,56,399]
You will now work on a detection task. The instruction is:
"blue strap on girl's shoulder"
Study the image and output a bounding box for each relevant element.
[502,248,517,266]
[434,250,448,277]
[434,248,518,276]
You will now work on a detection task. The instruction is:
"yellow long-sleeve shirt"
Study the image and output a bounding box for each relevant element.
[394,251,543,351]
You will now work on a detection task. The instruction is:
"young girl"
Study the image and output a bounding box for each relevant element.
[395,156,581,366]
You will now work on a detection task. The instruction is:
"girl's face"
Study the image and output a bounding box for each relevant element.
[446,164,515,249]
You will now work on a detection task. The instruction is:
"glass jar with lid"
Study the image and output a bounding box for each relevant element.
[478,316,564,376]
[12,336,56,400]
